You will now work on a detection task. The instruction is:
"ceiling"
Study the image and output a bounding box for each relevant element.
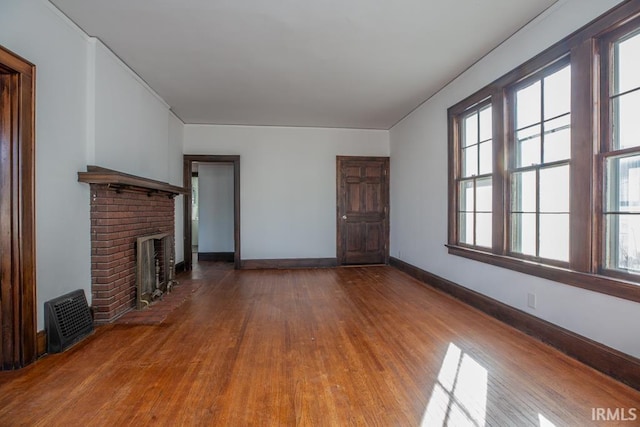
[50,0,558,129]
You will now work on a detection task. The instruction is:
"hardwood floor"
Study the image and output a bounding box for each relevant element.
[0,263,638,426]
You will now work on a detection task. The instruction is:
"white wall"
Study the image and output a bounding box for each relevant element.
[184,125,389,260]
[91,40,172,182]
[0,0,184,329]
[198,164,235,253]
[0,0,92,331]
[389,0,640,358]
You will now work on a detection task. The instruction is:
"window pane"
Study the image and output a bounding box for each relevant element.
[476,213,492,248]
[543,65,571,119]
[540,165,569,213]
[605,214,640,273]
[511,213,536,256]
[543,114,571,163]
[459,180,475,212]
[606,154,640,213]
[516,125,541,167]
[479,106,492,142]
[539,213,569,262]
[463,112,478,147]
[459,212,474,245]
[612,89,640,150]
[476,177,492,212]
[512,170,536,212]
[462,145,478,177]
[615,30,640,95]
[516,81,541,129]
[478,140,492,175]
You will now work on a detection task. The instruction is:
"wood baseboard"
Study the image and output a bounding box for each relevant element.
[241,258,338,270]
[175,261,185,273]
[389,257,640,391]
[36,330,47,357]
[198,252,234,262]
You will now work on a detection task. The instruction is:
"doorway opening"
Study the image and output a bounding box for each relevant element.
[183,155,240,270]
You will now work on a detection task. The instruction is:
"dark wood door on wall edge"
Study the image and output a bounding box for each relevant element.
[0,45,37,369]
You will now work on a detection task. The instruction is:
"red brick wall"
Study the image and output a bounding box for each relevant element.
[90,184,175,323]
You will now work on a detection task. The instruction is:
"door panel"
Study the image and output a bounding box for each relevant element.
[347,182,361,212]
[365,223,382,252]
[346,223,364,252]
[337,156,389,265]
[365,183,381,213]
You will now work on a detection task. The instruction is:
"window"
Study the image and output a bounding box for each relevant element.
[602,26,640,276]
[457,102,493,248]
[509,62,571,264]
[447,2,640,303]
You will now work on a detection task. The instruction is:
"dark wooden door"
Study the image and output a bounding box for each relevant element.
[337,156,389,265]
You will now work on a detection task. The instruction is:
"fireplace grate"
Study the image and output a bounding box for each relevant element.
[44,290,94,353]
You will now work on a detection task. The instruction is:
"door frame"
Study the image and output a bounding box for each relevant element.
[0,46,37,369]
[183,155,240,270]
[336,156,390,265]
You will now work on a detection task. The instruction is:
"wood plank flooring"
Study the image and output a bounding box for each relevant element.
[0,263,638,426]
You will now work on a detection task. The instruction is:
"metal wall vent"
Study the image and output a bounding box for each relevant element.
[44,290,94,353]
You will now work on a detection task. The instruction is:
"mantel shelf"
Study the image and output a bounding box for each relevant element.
[78,166,187,198]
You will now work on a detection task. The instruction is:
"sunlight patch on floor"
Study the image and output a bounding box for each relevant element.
[538,413,557,427]
[421,342,488,427]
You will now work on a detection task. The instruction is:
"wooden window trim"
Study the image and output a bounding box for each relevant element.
[598,16,640,281]
[447,0,640,304]
[446,244,640,303]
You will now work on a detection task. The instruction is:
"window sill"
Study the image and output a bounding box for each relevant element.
[446,244,640,303]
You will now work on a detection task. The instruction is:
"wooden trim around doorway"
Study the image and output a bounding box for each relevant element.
[0,45,37,369]
[183,155,241,270]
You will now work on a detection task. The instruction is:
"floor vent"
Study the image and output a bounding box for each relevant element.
[44,290,94,353]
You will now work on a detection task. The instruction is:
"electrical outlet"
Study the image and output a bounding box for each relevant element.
[527,293,537,309]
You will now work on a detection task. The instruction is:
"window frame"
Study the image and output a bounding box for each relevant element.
[599,15,640,281]
[454,98,494,249]
[506,57,572,268]
[447,0,640,304]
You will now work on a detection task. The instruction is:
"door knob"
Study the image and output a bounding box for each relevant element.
[342,215,347,220]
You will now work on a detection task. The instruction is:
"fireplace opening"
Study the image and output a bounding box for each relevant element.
[136,233,177,309]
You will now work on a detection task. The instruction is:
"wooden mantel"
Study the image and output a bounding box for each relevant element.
[78,166,187,198]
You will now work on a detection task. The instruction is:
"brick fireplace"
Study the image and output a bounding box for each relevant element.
[79,166,185,323]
